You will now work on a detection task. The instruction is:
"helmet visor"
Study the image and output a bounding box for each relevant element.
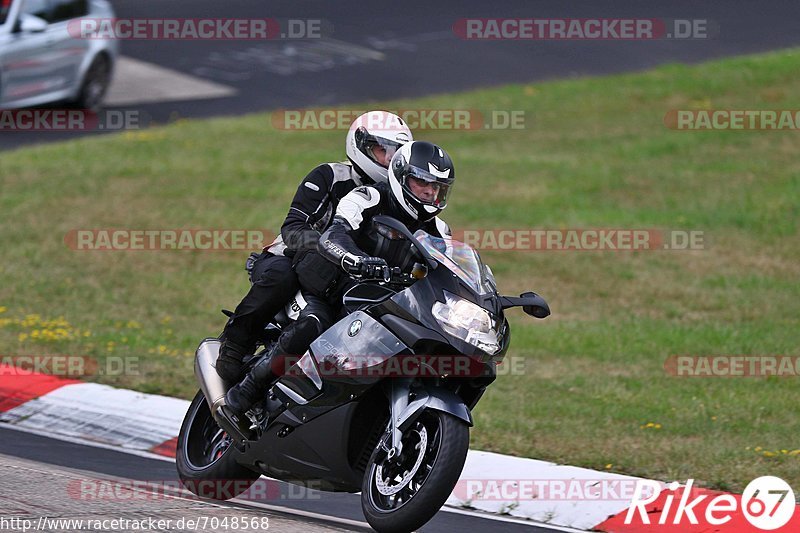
[400,164,454,208]
[355,127,402,168]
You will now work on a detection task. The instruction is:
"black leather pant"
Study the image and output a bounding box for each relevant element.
[223,252,300,349]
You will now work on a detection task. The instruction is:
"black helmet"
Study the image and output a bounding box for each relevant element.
[387,141,455,222]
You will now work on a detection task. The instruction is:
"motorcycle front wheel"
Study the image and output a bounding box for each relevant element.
[361,409,469,533]
[176,390,260,500]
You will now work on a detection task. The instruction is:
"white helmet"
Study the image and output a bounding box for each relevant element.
[346,111,413,184]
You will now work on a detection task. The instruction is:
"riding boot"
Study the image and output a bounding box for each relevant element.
[225,344,281,414]
[216,334,254,383]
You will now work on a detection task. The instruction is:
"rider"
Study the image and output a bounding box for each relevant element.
[216,111,413,383]
[224,140,456,414]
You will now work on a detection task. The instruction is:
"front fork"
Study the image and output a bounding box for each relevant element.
[386,378,412,458]
[384,378,437,459]
[380,376,475,464]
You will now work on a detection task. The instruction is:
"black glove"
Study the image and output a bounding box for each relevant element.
[343,254,389,280]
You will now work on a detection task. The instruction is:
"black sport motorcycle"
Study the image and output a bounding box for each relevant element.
[177,215,550,533]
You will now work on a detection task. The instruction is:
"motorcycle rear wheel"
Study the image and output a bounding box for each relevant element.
[361,409,469,533]
[176,390,260,500]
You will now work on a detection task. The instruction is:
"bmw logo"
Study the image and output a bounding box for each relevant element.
[348,320,362,337]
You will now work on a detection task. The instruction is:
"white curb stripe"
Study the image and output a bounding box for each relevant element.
[0,382,188,451]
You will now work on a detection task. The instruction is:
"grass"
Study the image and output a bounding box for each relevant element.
[1,48,799,491]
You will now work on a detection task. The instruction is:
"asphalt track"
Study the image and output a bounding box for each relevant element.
[2,0,800,150]
[0,426,568,532]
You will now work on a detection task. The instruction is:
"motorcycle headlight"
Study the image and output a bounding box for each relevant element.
[432,291,501,355]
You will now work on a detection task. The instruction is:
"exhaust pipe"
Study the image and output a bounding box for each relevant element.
[195,338,251,445]
[194,338,228,415]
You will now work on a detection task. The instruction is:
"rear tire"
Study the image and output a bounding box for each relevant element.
[176,390,260,500]
[361,410,469,533]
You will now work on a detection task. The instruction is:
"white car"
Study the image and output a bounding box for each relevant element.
[0,0,118,110]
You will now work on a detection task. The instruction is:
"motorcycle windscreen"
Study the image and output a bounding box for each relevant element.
[413,231,495,295]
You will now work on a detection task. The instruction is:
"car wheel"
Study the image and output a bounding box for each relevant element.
[74,55,111,111]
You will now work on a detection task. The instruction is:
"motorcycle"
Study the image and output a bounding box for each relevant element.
[176,215,550,533]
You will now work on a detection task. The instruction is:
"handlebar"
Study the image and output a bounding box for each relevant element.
[359,266,416,287]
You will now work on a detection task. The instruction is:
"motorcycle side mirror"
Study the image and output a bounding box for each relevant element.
[374,222,408,241]
[16,14,47,33]
[372,215,438,270]
[500,291,551,319]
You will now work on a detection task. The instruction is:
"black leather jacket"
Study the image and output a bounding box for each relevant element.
[318,182,452,273]
[265,161,368,257]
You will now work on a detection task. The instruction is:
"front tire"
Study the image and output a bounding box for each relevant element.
[176,390,260,500]
[361,410,469,533]
[73,55,111,111]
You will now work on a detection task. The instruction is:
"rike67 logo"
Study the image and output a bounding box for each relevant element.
[626,476,796,530]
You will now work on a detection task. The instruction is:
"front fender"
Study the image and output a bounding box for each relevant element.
[397,385,473,429]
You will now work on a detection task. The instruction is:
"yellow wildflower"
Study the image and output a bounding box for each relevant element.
[21,314,41,327]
